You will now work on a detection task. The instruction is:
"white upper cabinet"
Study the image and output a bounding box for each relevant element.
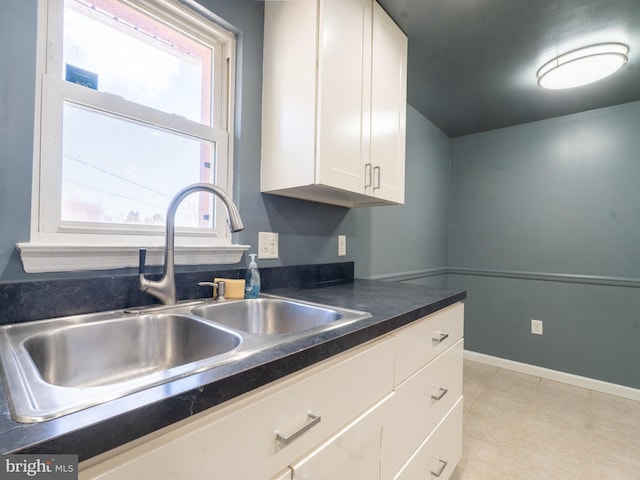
[261,0,407,208]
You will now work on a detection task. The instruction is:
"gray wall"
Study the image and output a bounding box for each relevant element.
[350,105,450,280]
[448,101,640,388]
[0,1,39,280]
[0,1,449,282]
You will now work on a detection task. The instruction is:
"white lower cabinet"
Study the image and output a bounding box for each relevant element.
[381,340,463,479]
[79,303,464,480]
[80,335,395,480]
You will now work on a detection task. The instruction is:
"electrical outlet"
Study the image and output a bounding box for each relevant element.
[258,232,279,259]
[531,319,543,335]
[338,235,347,256]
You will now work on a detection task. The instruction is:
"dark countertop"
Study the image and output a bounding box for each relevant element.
[0,279,465,461]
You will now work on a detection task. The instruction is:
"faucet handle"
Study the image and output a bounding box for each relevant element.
[139,248,147,276]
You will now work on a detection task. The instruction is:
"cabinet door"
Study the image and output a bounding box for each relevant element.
[316,0,372,194]
[290,394,391,480]
[370,2,407,204]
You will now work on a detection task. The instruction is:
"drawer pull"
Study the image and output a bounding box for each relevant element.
[431,387,448,401]
[275,412,321,445]
[430,457,448,477]
[432,331,449,343]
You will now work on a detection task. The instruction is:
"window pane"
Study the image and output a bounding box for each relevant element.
[63,0,213,125]
[61,103,216,229]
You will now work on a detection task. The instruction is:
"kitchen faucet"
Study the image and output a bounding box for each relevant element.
[138,183,244,305]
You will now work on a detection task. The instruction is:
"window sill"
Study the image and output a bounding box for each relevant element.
[16,243,250,273]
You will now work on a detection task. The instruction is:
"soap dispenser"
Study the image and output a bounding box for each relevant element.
[244,253,261,299]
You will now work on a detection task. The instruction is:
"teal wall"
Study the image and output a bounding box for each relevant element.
[448,102,640,388]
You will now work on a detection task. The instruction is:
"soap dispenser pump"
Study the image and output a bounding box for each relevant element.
[244,253,261,299]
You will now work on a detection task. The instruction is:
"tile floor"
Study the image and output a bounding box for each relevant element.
[450,360,640,480]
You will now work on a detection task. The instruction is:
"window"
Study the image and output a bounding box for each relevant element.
[19,0,246,273]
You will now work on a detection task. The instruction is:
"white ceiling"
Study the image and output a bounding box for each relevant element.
[377,0,640,137]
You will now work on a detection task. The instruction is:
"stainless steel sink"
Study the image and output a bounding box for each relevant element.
[0,295,370,423]
[24,314,241,388]
[191,298,344,335]
[0,311,243,422]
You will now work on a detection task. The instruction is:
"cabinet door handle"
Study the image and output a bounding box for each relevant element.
[364,163,373,188]
[429,457,448,477]
[431,386,448,401]
[275,412,321,445]
[373,166,381,190]
[432,331,449,343]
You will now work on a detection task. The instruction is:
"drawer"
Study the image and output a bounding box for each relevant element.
[80,336,395,480]
[382,339,463,479]
[393,397,463,480]
[393,302,463,385]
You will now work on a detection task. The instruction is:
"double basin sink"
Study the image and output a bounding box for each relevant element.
[0,296,370,423]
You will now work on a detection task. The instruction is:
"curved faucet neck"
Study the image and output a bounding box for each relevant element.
[139,183,244,306]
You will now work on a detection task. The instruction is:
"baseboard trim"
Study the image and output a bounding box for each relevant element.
[464,350,640,401]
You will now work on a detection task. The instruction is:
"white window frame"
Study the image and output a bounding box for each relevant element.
[18,0,248,273]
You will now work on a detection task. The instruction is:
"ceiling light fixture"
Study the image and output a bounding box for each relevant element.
[537,43,629,89]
